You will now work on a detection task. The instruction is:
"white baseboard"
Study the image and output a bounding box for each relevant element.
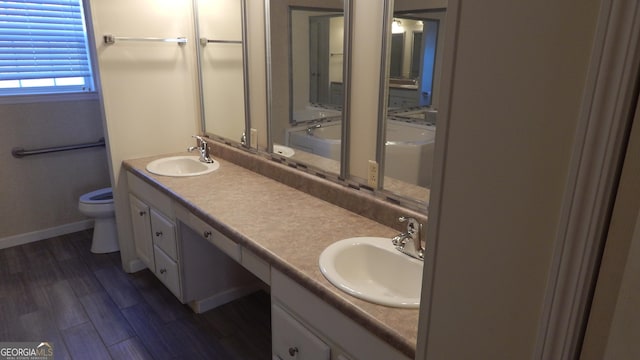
[189,283,263,313]
[126,259,147,274]
[0,219,94,250]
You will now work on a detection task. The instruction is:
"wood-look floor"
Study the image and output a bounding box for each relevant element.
[0,230,271,359]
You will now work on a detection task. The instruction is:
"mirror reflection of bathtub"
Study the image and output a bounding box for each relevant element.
[384,120,435,188]
[287,119,435,187]
[287,121,342,161]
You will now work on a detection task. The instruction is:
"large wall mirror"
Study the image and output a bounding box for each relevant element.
[266,0,350,176]
[196,0,251,146]
[379,0,446,205]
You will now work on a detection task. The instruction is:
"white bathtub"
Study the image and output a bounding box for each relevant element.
[385,120,435,187]
[287,122,342,161]
[286,120,435,187]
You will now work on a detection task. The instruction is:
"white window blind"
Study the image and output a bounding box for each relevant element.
[0,0,94,95]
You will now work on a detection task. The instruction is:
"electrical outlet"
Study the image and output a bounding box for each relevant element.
[368,160,378,188]
[250,128,258,149]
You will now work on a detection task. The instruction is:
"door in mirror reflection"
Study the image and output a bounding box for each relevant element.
[382,1,445,204]
[198,0,247,143]
[267,0,346,176]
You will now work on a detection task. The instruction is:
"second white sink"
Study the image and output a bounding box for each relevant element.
[146,156,219,177]
[319,237,423,308]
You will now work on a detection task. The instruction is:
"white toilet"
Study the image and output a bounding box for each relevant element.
[78,187,119,253]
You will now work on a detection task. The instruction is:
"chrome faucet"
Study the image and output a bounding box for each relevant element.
[306,123,322,135]
[188,135,214,163]
[392,216,424,260]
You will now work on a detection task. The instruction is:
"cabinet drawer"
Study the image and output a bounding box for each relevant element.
[272,304,330,360]
[154,245,181,300]
[150,209,177,259]
[272,270,410,360]
[183,213,241,262]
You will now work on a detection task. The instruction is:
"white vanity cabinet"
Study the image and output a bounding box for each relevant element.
[272,303,330,360]
[150,208,180,297]
[129,194,155,271]
[271,269,409,360]
[129,193,182,298]
[127,171,260,312]
[128,173,181,298]
[388,87,420,108]
[125,168,412,359]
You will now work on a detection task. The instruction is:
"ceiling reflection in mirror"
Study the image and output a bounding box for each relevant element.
[267,0,347,176]
[197,0,249,145]
[381,1,446,204]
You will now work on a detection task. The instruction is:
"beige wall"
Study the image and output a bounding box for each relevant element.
[420,0,600,358]
[88,0,201,271]
[0,98,110,242]
[348,0,384,180]
[246,1,268,151]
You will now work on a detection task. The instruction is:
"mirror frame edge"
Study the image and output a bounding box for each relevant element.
[195,0,252,149]
[265,0,353,180]
[339,0,353,180]
[264,0,273,153]
[193,0,206,135]
[375,0,395,190]
[240,0,252,149]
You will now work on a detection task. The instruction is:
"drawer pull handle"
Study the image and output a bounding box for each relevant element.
[155,231,163,237]
[288,347,298,356]
[139,210,146,216]
[204,230,212,239]
[159,268,167,274]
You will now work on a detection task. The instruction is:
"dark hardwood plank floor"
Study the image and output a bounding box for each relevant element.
[0,230,271,359]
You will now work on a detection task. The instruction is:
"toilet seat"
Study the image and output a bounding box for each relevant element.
[78,187,118,253]
[79,187,113,204]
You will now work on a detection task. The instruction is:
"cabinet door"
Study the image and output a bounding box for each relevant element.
[150,209,177,260]
[154,245,181,299]
[129,195,155,270]
[272,304,330,360]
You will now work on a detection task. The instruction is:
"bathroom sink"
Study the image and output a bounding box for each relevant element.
[319,237,423,308]
[146,156,219,177]
[273,144,295,157]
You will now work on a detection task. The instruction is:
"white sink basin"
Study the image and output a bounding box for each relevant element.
[319,237,423,308]
[146,156,219,177]
[274,144,295,157]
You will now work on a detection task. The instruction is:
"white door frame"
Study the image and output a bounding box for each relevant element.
[532,0,640,358]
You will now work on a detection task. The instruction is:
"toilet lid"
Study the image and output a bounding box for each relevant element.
[80,187,113,204]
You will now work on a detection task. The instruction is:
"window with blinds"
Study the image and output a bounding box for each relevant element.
[0,0,94,96]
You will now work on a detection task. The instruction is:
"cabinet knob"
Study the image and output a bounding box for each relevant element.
[155,231,162,237]
[204,230,212,239]
[159,268,167,274]
[139,210,146,216]
[288,347,298,356]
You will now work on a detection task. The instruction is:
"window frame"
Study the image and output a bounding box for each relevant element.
[0,0,98,101]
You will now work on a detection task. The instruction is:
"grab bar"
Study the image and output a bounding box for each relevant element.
[103,34,187,46]
[12,138,105,158]
[199,37,242,46]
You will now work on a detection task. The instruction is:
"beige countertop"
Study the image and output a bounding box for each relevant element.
[123,153,420,358]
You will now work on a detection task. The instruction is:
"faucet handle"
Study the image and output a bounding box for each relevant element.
[192,135,204,144]
[398,216,420,236]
